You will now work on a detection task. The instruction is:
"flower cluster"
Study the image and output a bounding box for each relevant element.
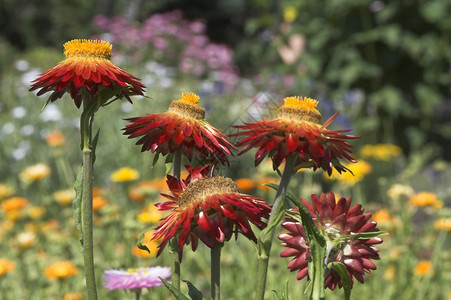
[92,11,238,91]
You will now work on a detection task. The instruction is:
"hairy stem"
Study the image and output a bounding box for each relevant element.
[211,245,222,300]
[255,155,296,300]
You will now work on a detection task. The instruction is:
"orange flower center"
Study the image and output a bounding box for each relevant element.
[64,39,112,60]
[177,177,238,209]
[277,96,322,124]
[168,92,205,119]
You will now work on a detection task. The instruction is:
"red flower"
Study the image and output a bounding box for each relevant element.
[231,96,358,175]
[278,192,382,290]
[30,39,145,107]
[152,164,271,260]
[124,92,235,165]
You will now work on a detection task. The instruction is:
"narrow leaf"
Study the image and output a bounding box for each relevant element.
[91,128,100,164]
[349,231,389,240]
[160,278,190,300]
[257,201,286,258]
[182,280,204,300]
[327,262,351,300]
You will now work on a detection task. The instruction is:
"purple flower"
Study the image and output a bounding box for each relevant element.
[103,267,171,291]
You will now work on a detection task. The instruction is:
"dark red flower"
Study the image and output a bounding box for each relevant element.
[278,192,382,290]
[124,92,235,166]
[231,96,359,175]
[30,39,145,107]
[152,164,271,260]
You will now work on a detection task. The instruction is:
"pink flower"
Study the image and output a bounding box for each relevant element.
[103,267,171,291]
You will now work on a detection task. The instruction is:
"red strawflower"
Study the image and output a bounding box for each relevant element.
[124,92,235,165]
[152,164,271,260]
[278,192,382,290]
[30,39,145,107]
[231,96,359,175]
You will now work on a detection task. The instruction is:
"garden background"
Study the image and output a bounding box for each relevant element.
[0,0,450,299]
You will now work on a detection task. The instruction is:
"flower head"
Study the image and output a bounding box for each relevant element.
[232,96,358,175]
[44,261,78,280]
[152,164,271,260]
[103,266,170,290]
[410,192,443,209]
[132,230,160,258]
[30,39,145,108]
[0,183,15,199]
[124,92,235,166]
[434,218,451,231]
[413,260,433,276]
[45,131,66,147]
[19,163,51,183]
[93,196,108,212]
[1,197,28,212]
[0,258,15,277]
[53,189,76,206]
[359,144,402,161]
[110,167,140,182]
[326,160,372,187]
[278,192,382,290]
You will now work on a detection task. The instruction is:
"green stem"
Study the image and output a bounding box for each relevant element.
[81,100,98,300]
[255,155,296,300]
[170,149,182,293]
[211,245,222,300]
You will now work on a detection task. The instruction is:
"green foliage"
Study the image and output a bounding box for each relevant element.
[241,0,451,161]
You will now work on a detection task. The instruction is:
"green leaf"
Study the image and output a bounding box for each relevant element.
[182,280,204,300]
[91,128,100,164]
[152,152,160,168]
[257,200,286,258]
[160,278,190,300]
[327,262,351,300]
[348,231,389,240]
[73,166,83,246]
[136,227,155,253]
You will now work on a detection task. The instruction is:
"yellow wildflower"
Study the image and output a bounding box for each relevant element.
[53,189,76,206]
[387,184,414,199]
[44,261,78,280]
[413,260,432,276]
[326,160,372,186]
[359,144,402,161]
[283,6,298,23]
[28,206,46,219]
[110,167,140,182]
[137,204,165,224]
[383,265,396,281]
[1,197,28,212]
[132,230,160,258]
[19,163,51,182]
[0,183,15,199]
[410,192,443,209]
[434,218,451,231]
[0,259,15,277]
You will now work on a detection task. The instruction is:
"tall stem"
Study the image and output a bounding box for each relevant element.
[170,149,182,292]
[81,101,98,300]
[255,155,296,300]
[210,245,222,300]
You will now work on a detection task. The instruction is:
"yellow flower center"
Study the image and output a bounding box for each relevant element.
[168,92,205,119]
[64,39,112,59]
[277,96,322,123]
[178,177,238,209]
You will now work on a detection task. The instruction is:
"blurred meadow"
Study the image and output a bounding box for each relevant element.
[1,0,451,299]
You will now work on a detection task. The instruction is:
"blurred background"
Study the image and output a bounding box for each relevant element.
[1,0,450,299]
